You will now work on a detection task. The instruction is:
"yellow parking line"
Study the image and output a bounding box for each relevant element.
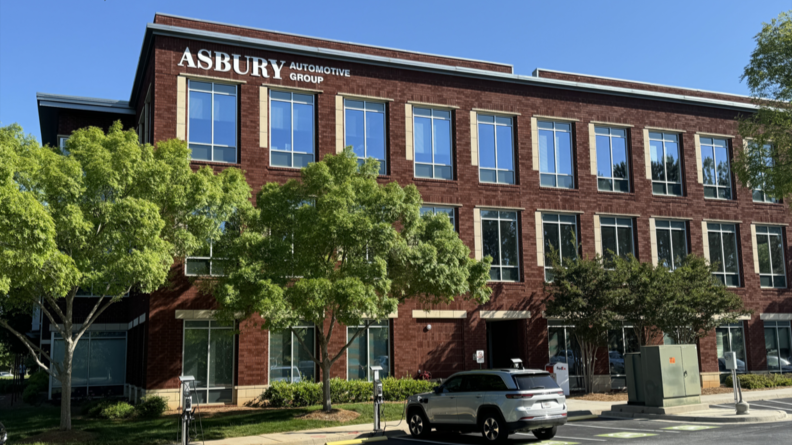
[326,436,388,445]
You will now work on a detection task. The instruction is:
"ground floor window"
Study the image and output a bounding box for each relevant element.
[607,323,639,389]
[183,320,235,404]
[716,322,746,381]
[764,321,792,372]
[269,323,315,383]
[547,320,583,391]
[51,331,126,398]
[347,320,390,381]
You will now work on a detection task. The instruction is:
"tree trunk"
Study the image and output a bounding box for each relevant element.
[322,361,332,412]
[59,343,73,431]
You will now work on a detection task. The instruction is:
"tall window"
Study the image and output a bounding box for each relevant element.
[269,323,315,383]
[700,137,732,199]
[420,206,456,231]
[345,99,386,175]
[656,220,687,270]
[548,321,582,391]
[182,320,235,403]
[271,91,315,168]
[756,225,786,288]
[600,217,634,261]
[185,222,226,277]
[596,127,629,192]
[347,321,390,381]
[753,144,778,203]
[608,323,640,388]
[481,210,519,282]
[764,321,792,372]
[51,331,126,398]
[478,115,515,184]
[716,322,746,379]
[707,223,739,286]
[650,132,682,196]
[58,135,70,156]
[414,108,453,180]
[539,121,573,188]
[188,81,237,163]
[543,213,577,281]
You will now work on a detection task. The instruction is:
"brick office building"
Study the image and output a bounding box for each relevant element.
[35,13,792,407]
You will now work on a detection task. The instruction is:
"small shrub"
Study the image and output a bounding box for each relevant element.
[725,373,792,389]
[263,377,438,407]
[135,396,168,418]
[100,401,135,419]
[84,399,114,418]
[22,371,49,404]
[264,381,296,407]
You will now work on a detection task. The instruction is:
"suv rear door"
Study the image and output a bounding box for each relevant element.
[426,375,463,424]
[455,374,509,424]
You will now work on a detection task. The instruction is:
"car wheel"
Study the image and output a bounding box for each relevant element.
[480,413,508,443]
[408,410,431,438]
[533,426,557,440]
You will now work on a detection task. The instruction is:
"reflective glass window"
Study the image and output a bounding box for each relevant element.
[271,91,315,168]
[414,108,453,180]
[345,99,387,175]
[538,121,574,189]
[701,137,732,200]
[596,127,629,192]
[188,80,237,163]
[478,114,515,184]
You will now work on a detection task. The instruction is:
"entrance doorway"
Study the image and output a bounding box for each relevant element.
[486,320,523,369]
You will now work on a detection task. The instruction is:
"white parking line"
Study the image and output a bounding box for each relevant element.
[396,437,462,445]
[516,432,607,442]
[567,423,680,433]
[748,402,792,412]
[758,399,792,407]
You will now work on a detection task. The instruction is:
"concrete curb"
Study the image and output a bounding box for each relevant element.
[600,409,788,423]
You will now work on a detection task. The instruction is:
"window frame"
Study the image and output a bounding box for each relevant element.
[49,330,128,399]
[764,320,792,373]
[186,80,238,164]
[413,107,454,180]
[700,137,733,200]
[538,120,574,189]
[600,216,635,261]
[608,322,640,389]
[595,126,630,193]
[655,220,688,270]
[547,320,583,391]
[716,322,747,378]
[753,143,779,203]
[185,222,227,277]
[57,134,70,156]
[267,322,316,384]
[481,209,520,282]
[269,90,316,169]
[707,223,740,287]
[181,320,236,405]
[542,213,578,281]
[649,131,683,196]
[756,225,786,288]
[420,205,457,231]
[477,114,515,184]
[344,99,387,175]
[345,320,390,382]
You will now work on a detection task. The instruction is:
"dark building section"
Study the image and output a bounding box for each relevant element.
[36,13,792,407]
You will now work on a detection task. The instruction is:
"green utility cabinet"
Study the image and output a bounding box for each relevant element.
[626,345,701,407]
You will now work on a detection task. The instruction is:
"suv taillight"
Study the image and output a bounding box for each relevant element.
[506,394,533,399]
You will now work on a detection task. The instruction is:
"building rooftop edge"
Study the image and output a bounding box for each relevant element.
[37,92,134,112]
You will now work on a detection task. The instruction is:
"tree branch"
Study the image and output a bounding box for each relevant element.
[37,298,67,339]
[330,319,372,365]
[76,286,130,342]
[0,318,53,374]
[289,326,321,367]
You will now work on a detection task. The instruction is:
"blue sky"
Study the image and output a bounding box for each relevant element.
[1,0,790,142]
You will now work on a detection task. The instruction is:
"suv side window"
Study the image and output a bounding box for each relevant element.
[442,376,464,393]
[481,375,508,391]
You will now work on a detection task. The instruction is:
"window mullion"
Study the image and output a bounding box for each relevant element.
[493,122,499,175]
[363,106,368,159]
[291,97,295,167]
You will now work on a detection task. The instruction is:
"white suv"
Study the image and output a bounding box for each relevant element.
[406,369,567,442]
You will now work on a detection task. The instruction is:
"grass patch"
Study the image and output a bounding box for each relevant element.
[2,402,406,444]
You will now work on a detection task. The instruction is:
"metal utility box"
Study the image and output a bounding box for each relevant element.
[626,345,701,407]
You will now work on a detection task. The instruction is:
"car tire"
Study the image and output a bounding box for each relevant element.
[408,410,431,438]
[480,413,508,443]
[533,426,558,440]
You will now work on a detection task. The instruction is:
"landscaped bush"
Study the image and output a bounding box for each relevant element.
[135,396,169,418]
[724,373,792,389]
[263,377,437,407]
[22,371,49,404]
[100,401,136,419]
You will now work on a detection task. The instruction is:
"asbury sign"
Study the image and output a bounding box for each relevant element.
[178,47,350,84]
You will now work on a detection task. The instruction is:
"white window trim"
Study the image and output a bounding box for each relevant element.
[595,126,630,193]
[343,98,388,174]
[648,131,683,196]
[413,107,454,180]
[599,216,635,260]
[653,219,688,270]
[187,80,238,163]
[269,90,316,169]
[477,113,515,184]
[754,225,787,288]
[706,223,740,287]
[537,120,574,189]
[481,209,520,282]
[541,213,578,281]
[699,137,733,200]
[181,320,236,405]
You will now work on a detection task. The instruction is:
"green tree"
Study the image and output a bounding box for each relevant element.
[0,123,250,430]
[211,148,491,412]
[649,255,749,345]
[611,256,670,346]
[734,11,792,202]
[544,251,620,394]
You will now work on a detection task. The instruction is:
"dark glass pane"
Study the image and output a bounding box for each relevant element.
[414,117,432,164]
[500,220,518,266]
[652,183,666,195]
[189,144,211,161]
[345,109,365,157]
[761,275,773,287]
[186,259,210,276]
[480,169,497,183]
[615,179,629,193]
[718,187,731,200]
[770,233,784,275]
[496,126,514,172]
[671,228,687,268]
[602,226,617,261]
[560,224,577,264]
[704,186,717,198]
[434,166,453,180]
[214,146,236,163]
[708,232,724,272]
[753,190,765,202]
[433,119,452,167]
[757,234,771,274]
[617,226,634,257]
[479,124,496,168]
[558,175,574,189]
[774,276,786,288]
[184,329,209,389]
[665,140,680,182]
[294,153,313,168]
[724,274,739,287]
[598,178,613,191]
[415,163,433,178]
[722,232,739,273]
[501,267,519,281]
[540,174,556,187]
[668,184,682,196]
[544,222,560,261]
[489,267,501,280]
[657,229,672,268]
[271,151,292,167]
[482,220,500,265]
[366,110,386,161]
[270,100,292,152]
[498,171,514,184]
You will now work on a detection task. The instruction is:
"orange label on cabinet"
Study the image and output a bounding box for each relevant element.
[670,357,676,364]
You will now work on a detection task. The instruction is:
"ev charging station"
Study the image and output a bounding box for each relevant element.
[371,365,384,432]
[724,351,750,414]
[179,375,197,445]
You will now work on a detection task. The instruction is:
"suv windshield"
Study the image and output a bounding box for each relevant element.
[513,373,560,390]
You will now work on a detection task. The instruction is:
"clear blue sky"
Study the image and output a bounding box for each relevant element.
[1,0,791,142]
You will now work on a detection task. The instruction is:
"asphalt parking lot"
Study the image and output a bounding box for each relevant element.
[386,398,792,445]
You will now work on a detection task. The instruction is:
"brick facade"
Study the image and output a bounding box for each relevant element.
[41,14,792,404]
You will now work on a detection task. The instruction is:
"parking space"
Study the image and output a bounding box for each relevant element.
[387,398,792,445]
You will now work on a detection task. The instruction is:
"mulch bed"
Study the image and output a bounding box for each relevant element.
[295,408,360,422]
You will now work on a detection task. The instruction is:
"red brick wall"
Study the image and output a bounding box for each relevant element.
[57,109,134,137]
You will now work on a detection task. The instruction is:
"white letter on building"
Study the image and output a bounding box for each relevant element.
[233,54,250,75]
[269,60,286,79]
[215,52,231,72]
[178,47,196,68]
[250,57,269,77]
[197,49,213,70]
